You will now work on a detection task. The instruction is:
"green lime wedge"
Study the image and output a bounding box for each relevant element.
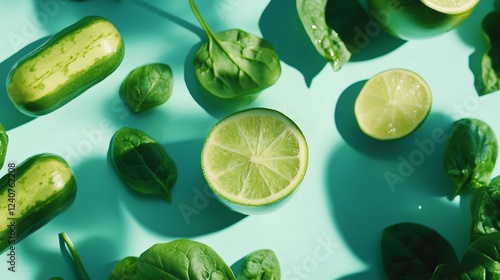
[201,108,308,215]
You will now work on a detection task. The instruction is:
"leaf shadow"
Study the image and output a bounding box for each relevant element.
[325,0,406,62]
[111,138,247,237]
[184,42,260,119]
[259,0,327,87]
[455,0,494,96]
[22,235,117,280]
[0,37,46,130]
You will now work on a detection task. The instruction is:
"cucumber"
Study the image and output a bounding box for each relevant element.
[0,153,77,253]
[6,15,125,116]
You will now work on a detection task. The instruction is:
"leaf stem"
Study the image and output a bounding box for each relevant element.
[189,0,216,41]
[59,232,91,280]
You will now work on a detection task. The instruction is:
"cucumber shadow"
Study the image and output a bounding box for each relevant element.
[19,156,124,280]
[0,37,47,130]
[22,234,119,280]
[109,138,247,237]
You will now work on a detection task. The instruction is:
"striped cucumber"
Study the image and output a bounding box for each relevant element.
[6,15,125,116]
[0,153,77,253]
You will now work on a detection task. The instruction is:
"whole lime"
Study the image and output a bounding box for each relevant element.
[367,0,479,40]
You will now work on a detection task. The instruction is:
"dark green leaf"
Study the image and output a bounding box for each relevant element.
[119,63,174,113]
[190,0,281,99]
[0,122,8,169]
[458,232,500,279]
[137,239,236,280]
[443,118,498,199]
[296,0,351,71]
[470,176,500,242]
[238,249,281,280]
[381,222,458,280]
[109,127,178,202]
[431,264,457,280]
[480,11,500,96]
[109,256,139,280]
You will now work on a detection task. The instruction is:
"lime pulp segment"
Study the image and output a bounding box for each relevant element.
[421,0,479,14]
[201,108,308,207]
[354,69,432,140]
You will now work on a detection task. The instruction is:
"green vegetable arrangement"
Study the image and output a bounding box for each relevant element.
[189,0,281,99]
[119,63,174,113]
[379,117,500,279]
[480,10,500,96]
[109,127,178,202]
[56,233,282,279]
[442,118,498,199]
[52,236,281,280]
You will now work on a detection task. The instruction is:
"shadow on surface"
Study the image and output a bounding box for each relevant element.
[0,37,47,129]
[456,0,495,96]
[184,43,260,119]
[259,0,328,87]
[326,143,471,279]
[18,156,124,280]
[22,234,119,280]
[325,0,406,62]
[113,138,246,237]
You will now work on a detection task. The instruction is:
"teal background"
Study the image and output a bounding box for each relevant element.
[0,0,499,279]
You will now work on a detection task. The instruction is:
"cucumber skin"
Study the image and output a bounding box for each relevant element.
[0,153,77,254]
[6,15,125,117]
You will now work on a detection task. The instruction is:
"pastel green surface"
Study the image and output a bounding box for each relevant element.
[0,1,498,279]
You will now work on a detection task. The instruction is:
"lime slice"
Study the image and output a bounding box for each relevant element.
[421,0,479,15]
[354,69,432,140]
[201,108,308,215]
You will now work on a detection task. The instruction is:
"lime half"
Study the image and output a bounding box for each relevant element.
[354,69,432,140]
[201,108,308,215]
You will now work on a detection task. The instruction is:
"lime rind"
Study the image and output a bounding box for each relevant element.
[354,69,432,140]
[201,108,308,211]
[420,0,479,15]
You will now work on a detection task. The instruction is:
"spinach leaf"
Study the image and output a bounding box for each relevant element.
[480,10,500,96]
[109,127,177,202]
[109,256,139,280]
[470,176,500,242]
[120,63,174,113]
[137,239,236,280]
[190,0,281,99]
[431,263,457,280]
[237,249,281,280]
[458,232,500,279]
[296,0,351,71]
[381,222,458,280]
[0,122,7,169]
[443,118,498,199]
